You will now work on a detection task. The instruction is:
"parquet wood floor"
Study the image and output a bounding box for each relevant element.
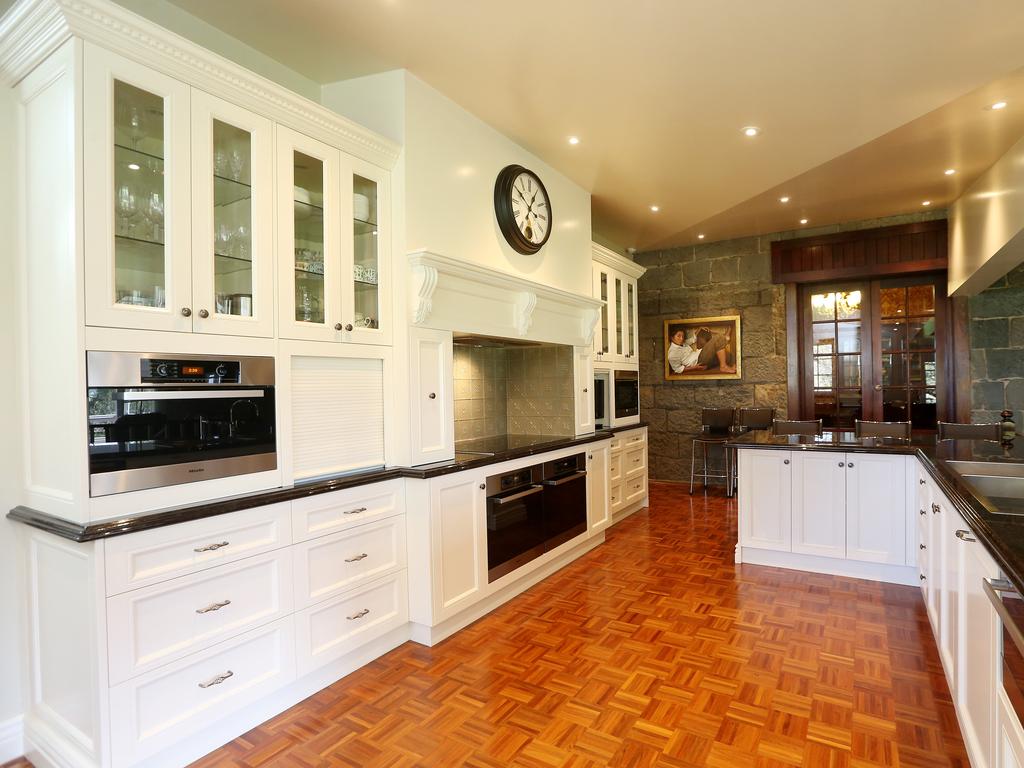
[7,483,969,767]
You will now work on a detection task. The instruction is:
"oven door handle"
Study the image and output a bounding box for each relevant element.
[119,390,265,401]
[491,485,544,505]
[541,471,587,487]
[983,577,1024,658]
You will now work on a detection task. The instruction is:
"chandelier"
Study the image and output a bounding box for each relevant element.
[811,290,861,317]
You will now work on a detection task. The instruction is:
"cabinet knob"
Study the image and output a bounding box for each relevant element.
[180,307,192,317]
[847,462,854,469]
[932,503,940,514]
[919,509,927,516]
[479,483,486,490]
[335,323,343,331]
[783,459,790,465]
[920,574,926,581]
[838,462,845,467]
[198,308,209,319]
[345,323,354,332]
[583,387,588,393]
[588,454,593,460]
[919,478,926,486]
[920,543,926,550]
[428,392,436,399]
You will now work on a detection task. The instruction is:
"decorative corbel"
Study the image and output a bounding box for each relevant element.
[410,263,439,324]
[514,291,538,336]
[582,307,600,347]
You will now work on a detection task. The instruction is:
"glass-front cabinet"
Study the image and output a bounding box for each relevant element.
[84,47,275,337]
[278,128,390,344]
[591,263,638,365]
[84,46,192,332]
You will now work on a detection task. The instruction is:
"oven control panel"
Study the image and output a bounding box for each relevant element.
[140,359,241,384]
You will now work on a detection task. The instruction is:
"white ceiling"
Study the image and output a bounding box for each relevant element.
[151,1,1024,250]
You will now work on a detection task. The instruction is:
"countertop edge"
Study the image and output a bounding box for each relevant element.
[8,426,645,542]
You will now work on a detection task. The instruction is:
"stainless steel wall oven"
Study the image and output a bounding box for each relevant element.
[86,351,276,496]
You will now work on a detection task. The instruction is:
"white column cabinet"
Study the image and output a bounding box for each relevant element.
[791,451,846,558]
[409,328,454,465]
[429,469,488,622]
[587,444,611,536]
[574,346,595,435]
[738,449,792,552]
[845,453,907,564]
[591,244,645,367]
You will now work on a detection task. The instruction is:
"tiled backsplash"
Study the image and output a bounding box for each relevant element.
[453,343,575,442]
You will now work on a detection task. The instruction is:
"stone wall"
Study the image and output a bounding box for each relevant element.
[635,210,949,484]
[969,263,1024,426]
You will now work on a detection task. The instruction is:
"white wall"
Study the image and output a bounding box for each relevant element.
[403,74,593,296]
[949,132,1024,295]
[0,82,25,742]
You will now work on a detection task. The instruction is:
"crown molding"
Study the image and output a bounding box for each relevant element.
[0,0,400,169]
[409,250,602,348]
[591,242,646,279]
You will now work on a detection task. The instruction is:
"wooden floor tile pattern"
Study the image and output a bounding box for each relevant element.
[8,483,969,767]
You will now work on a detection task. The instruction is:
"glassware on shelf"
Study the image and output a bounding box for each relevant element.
[116,184,137,237]
[234,224,251,260]
[229,147,245,182]
[144,191,164,243]
[215,222,233,257]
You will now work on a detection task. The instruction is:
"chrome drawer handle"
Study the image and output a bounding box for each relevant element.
[931,503,940,514]
[347,608,370,621]
[343,507,368,516]
[955,529,977,542]
[198,670,233,689]
[196,599,232,614]
[194,541,229,553]
[344,553,369,563]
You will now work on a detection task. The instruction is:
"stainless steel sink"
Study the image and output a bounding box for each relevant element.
[962,474,1024,501]
[947,460,1024,478]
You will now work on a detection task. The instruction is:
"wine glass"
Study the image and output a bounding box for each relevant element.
[126,105,147,150]
[234,224,250,260]
[116,185,137,237]
[145,191,164,243]
[229,148,245,183]
[215,223,233,257]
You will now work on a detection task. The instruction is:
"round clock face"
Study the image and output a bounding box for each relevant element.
[494,165,552,254]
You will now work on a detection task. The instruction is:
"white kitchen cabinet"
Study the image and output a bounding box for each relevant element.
[84,44,192,332]
[409,328,455,465]
[429,468,488,622]
[791,451,846,558]
[938,492,961,689]
[959,527,1000,768]
[999,689,1024,768]
[609,428,648,520]
[346,157,392,345]
[845,453,906,564]
[738,449,792,552]
[591,243,645,366]
[574,346,595,435]
[587,443,611,536]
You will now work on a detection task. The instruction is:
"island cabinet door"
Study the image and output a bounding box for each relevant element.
[738,449,792,552]
[844,453,907,564]
[791,451,847,558]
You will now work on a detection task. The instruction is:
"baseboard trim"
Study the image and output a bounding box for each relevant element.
[0,715,24,763]
[738,546,918,586]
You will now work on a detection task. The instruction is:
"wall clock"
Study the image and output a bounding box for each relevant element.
[494,164,552,255]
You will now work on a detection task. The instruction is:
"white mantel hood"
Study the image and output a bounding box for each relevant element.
[408,250,603,347]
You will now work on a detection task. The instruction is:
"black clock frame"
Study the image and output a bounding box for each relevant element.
[494,164,552,255]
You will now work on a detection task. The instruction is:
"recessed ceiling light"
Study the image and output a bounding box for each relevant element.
[779,196,790,203]
[127,163,140,171]
[742,126,760,137]
[650,205,660,212]
[799,218,808,225]
[944,168,956,176]
[922,200,932,206]
[568,136,580,145]
[697,233,705,239]
[990,101,1008,110]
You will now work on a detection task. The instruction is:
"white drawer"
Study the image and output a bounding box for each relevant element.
[610,481,624,510]
[625,473,647,504]
[609,453,623,482]
[110,617,296,767]
[294,516,406,609]
[609,437,623,452]
[107,549,293,685]
[104,502,292,596]
[296,571,408,677]
[623,429,647,447]
[624,446,646,475]
[292,479,404,542]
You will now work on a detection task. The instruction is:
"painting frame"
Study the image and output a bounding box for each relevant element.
[663,315,742,381]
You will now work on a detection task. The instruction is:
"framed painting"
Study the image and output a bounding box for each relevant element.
[664,315,742,381]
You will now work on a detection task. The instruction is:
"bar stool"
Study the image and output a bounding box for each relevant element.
[854,419,911,440]
[689,407,735,495]
[730,407,776,492]
[937,421,1002,441]
[772,418,823,436]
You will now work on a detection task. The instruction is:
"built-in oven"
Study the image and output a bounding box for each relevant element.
[594,370,610,429]
[486,464,545,582]
[540,453,588,549]
[86,351,277,496]
[613,369,640,424]
[985,576,1024,731]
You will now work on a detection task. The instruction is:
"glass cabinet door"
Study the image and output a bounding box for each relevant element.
[84,46,191,332]
[625,281,636,359]
[614,277,624,358]
[190,91,274,337]
[277,126,341,341]
[345,158,390,344]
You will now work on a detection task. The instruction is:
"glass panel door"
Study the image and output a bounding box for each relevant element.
[614,277,624,357]
[878,282,938,429]
[345,158,390,344]
[599,270,609,356]
[353,174,379,330]
[190,91,273,337]
[626,281,636,359]
[808,288,865,428]
[293,150,326,326]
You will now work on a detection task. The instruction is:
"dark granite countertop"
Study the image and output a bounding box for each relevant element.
[8,424,648,542]
[731,430,1024,594]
